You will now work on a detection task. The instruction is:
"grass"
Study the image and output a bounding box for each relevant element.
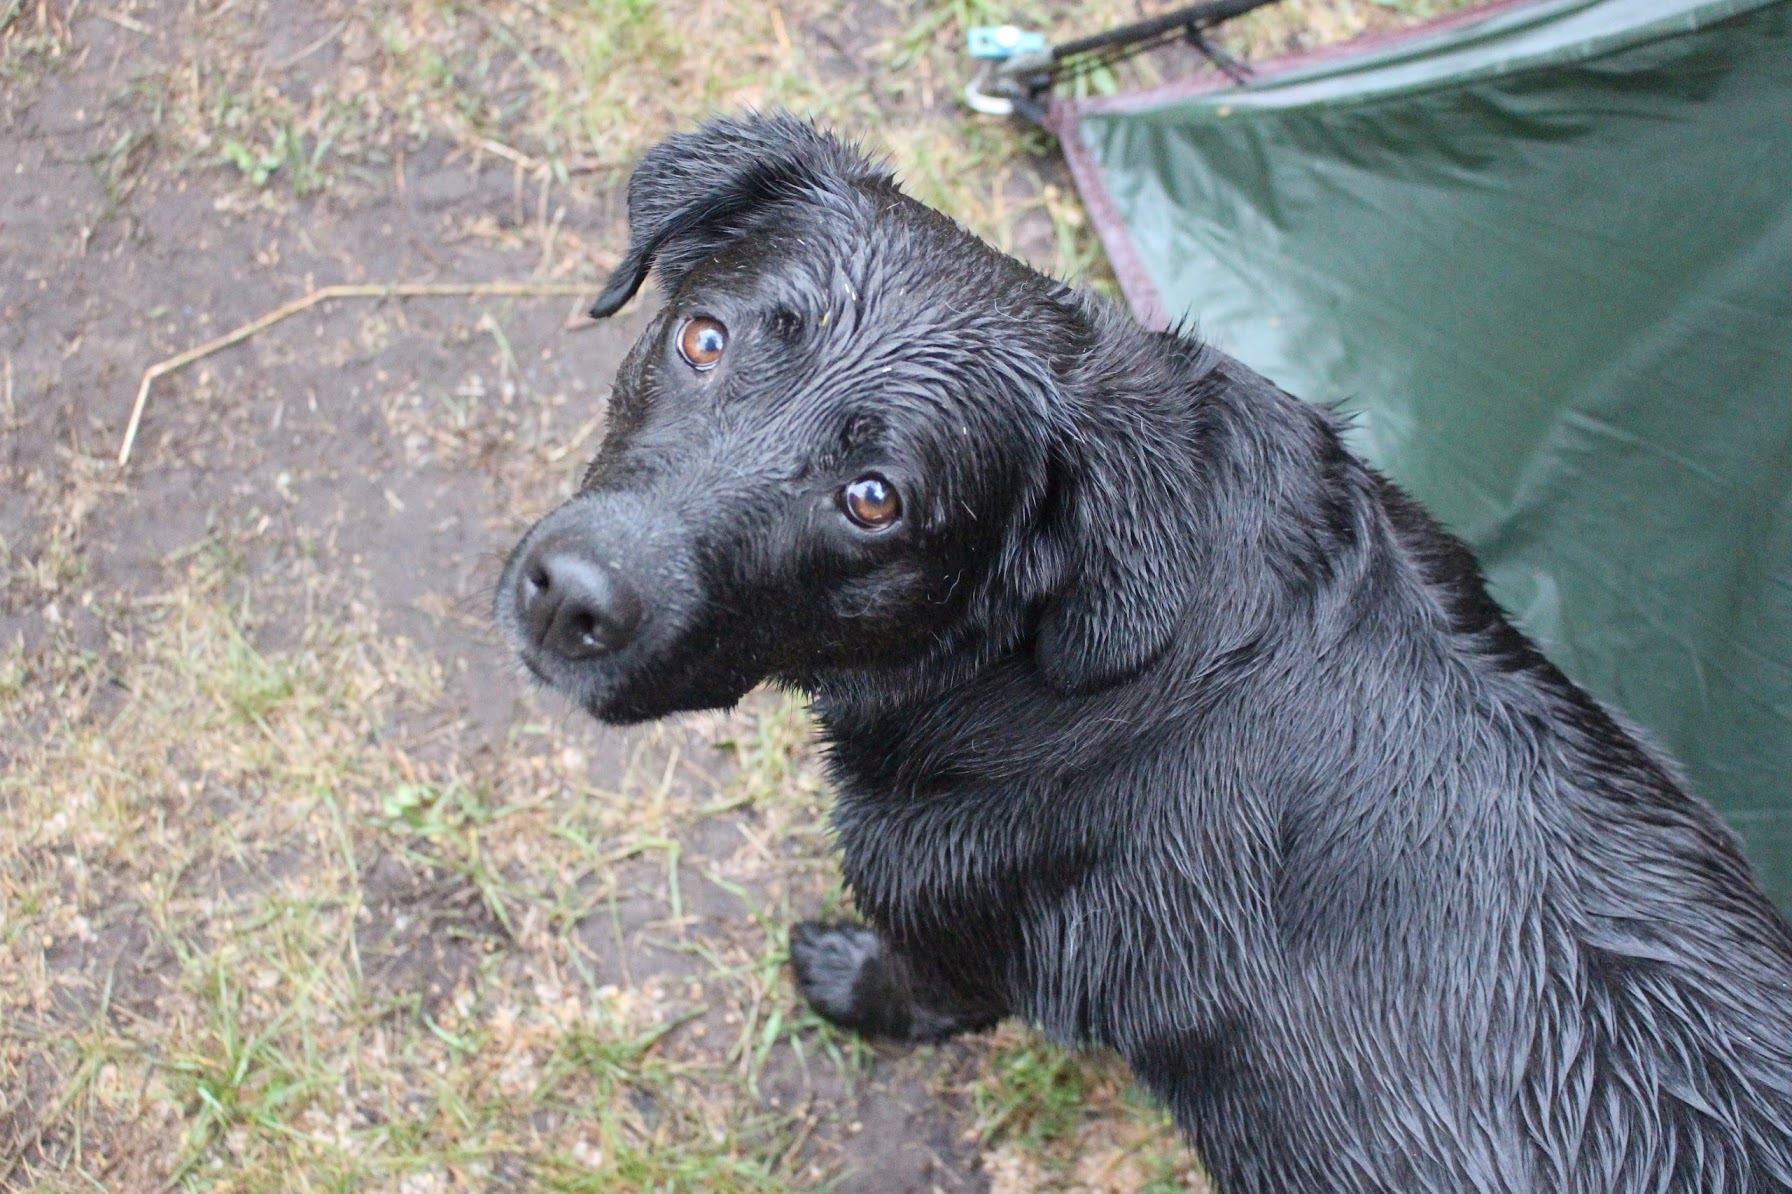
[3,0,1474,1188]
[0,547,852,1187]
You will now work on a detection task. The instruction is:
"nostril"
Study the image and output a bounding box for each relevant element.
[568,610,600,650]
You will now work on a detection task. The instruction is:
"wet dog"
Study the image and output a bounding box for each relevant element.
[498,113,1792,1192]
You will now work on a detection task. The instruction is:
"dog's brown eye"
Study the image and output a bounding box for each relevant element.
[677,317,727,369]
[842,475,900,530]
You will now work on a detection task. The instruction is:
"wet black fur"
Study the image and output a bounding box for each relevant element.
[499,113,1792,1192]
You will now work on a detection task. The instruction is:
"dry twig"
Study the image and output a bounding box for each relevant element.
[118,280,595,467]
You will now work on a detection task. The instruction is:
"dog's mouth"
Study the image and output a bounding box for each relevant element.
[518,642,763,726]
[504,612,686,724]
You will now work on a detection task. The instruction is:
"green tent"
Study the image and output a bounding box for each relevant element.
[1051,0,1792,902]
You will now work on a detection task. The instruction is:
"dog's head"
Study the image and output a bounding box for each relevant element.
[498,114,1200,722]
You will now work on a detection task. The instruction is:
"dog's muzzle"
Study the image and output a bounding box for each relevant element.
[497,489,700,709]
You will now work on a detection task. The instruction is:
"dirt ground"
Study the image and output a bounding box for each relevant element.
[0,0,1456,1189]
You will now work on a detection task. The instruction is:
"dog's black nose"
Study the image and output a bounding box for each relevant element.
[518,541,644,660]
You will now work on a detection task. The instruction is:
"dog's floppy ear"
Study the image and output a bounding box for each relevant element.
[1033,414,1206,695]
[590,113,889,318]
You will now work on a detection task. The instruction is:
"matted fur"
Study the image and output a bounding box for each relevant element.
[498,113,1792,1193]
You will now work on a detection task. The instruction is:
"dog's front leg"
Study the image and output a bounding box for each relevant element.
[788,922,1004,1043]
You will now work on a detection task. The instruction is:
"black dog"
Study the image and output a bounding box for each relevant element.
[498,114,1792,1191]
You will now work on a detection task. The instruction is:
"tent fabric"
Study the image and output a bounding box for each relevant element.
[1050,0,1792,904]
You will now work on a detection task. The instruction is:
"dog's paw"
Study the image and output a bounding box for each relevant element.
[789,921,885,1027]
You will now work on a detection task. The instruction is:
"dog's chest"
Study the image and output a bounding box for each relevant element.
[829,770,1097,911]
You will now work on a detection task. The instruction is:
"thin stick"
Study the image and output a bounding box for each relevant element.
[117,280,594,467]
